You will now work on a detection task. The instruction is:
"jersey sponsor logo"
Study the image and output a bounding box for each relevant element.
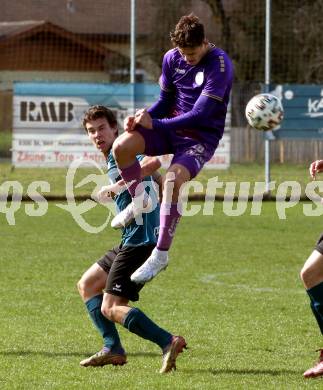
[195,71,204,86]
[175,68,185,74]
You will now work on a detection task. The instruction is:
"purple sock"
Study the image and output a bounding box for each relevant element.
[157,203,181,251]
[119,160,144,198]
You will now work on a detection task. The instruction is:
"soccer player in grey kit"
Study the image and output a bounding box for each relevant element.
[111,13,234,283]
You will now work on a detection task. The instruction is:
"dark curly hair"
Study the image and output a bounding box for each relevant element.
[82,105,118,133]
[170,14,205,48]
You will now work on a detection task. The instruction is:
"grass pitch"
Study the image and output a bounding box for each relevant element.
[1,201,323,389]
[0,162,313,197]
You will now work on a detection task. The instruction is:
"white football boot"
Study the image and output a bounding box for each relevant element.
[131,247,169,284]
[111,193,153,229]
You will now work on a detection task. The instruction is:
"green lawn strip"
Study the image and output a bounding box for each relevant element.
[0,132,12,154]
[0,202,321,388]
[0,162,316,199]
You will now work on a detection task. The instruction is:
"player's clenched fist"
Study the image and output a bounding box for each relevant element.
[134,109,153,129]
[124,115,135,132]
[124,109,152,132]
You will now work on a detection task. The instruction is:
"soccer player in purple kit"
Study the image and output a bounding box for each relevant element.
[111,13,233,284]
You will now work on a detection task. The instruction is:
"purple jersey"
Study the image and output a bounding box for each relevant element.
[150,44,233,139]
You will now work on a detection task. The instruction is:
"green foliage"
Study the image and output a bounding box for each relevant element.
[0,203,323,388]
[0,132,12,154]
[203,0,323,83]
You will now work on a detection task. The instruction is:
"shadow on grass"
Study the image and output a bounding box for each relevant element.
[0,350,160,358]
[183,368,300,376]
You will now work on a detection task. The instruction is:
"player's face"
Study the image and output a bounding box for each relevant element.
[85,117,117,155]
[178,42,209,66]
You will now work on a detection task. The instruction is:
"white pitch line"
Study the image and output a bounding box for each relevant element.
[200,273,304,294]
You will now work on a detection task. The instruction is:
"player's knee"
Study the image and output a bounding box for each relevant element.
[166,172,186,188]
[101,304,115,321]
[174,177,184,192]
[163,174,182,200]
[112,139,131,161]
[300,264,315,286]
[163,174,173,193]
[77,276,90,298]
[112,140,122,160]
[300,267,306,283]
[100,304,109,319]
[77,278,84,296]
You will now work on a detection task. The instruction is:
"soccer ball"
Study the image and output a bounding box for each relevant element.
[245,93,284,131]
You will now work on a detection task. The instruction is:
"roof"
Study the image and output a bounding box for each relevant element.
[0,20,45,38]
[0,0,153,35]
[0,20,117,58]
[1,0,219,38]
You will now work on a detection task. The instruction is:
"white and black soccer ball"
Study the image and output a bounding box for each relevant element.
[245,93,284,131]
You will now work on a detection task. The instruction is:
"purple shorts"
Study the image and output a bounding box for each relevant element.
[135,126,220,178]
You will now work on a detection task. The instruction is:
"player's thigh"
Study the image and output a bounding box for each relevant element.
[103,293,129,308]
[78,263,108,297]
[301,250,323,288]
[166,163,191,184]
[135,126,171,156]
[113,130,145,158]
[78,246,118,298]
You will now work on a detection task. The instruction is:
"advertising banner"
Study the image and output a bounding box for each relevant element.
[13,82,231,168]
[272,84,323,139]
